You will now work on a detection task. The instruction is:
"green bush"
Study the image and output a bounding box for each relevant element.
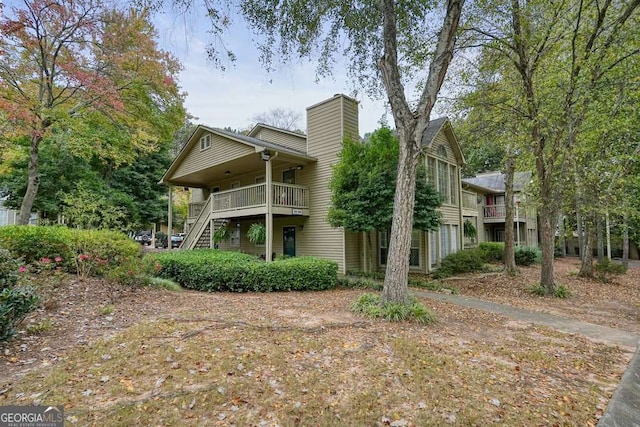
[0,226,141,277]
[479,242,504,263]
[0,250,40,342]
[345,270,386,280]
[151,250,338,292]
[528,283,571,298]
[594,259,627,283]
[350,293,436,324]
[0,248,20,291]
[515,246,541,266]
[433,248,486,279]
[338,276,383,291]
[0,226,73,267]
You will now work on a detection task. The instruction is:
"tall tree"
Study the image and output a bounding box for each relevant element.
[235,0,465,304]
[464,0,639,293]
[328,128,442,270]
[0,1,183,224]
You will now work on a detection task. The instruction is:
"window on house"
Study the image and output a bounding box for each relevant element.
[230,226,241,247]
[199,134,211,151]
[440,224,450,259]
[430,231,438,268]
[380,229,420,267]
[437,145,447,158]
[410,229,420,267]
[427,157,436,185]
[438,161,449,202]
[451,225,459,254]
[282,169,295,184]
[379,230,388,265]
[449,166,458,206]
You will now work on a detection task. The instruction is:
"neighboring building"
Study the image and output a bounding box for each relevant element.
[0,198,37,226]
[160,94,469,273]
[462,171,538,247]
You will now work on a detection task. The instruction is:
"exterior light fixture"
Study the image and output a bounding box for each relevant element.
[225,171,230,175]
[260,150,271,161]
[296,165,304,170]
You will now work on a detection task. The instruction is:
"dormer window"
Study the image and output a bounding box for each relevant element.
[437,144,447,158]
[200,134,211,151]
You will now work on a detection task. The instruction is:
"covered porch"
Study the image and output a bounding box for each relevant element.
[160,126,316,259]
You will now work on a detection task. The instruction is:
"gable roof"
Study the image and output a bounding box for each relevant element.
[421,117,465,164]
[160,125,316,185]
[462,171,533,193]
[248,123,307,140]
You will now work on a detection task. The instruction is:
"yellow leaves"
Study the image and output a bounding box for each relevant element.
[119,377,135,393]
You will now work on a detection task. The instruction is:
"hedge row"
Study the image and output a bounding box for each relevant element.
[151,249,338,292]
[0,225,141,272]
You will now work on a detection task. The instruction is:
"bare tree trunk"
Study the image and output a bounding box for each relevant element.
[596,217,604,263]
[557,215,567,257]
[579,215,594,277]
[18,135,42,225]
[622,215,629,269]
[382,128,420,305]
[378,0,463,305]
[504,153,517,275]
[576,210,584,260]
[539,202,557,294]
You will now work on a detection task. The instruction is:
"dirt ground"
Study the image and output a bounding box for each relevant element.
[441,257,640,334]
[0,257,637,425]
[2,257,638,383]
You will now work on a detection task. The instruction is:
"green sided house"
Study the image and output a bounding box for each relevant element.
[160,94,472,273]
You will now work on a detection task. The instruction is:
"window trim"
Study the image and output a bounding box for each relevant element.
[199,134,211,151]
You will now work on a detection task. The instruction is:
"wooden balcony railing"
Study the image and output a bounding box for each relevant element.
[483,204,533,220]
[188,182,309,219]
[213,183,266,212]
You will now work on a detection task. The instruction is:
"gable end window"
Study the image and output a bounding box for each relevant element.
[200,134,211,151]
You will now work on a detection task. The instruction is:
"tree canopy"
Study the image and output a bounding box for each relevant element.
[0,0,185,224]
[328,127,442,233]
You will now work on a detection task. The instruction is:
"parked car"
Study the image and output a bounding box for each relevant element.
[134,231,152,245]
[171,233,185,248]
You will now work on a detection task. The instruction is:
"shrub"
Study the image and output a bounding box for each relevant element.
[594,259,627,283]
[0,226,141,277]
[345,270,386,280]
[433,248,486,279]
[0,250,40,342]
[0,248,20,291]
[151,250,338,292]
[338,276,383,291]
[515,246,541,266]
[528,283,571,298]
[408,277,458,294]
[350,293,436,324]
[0,226,73,267]
[479,242,504,263]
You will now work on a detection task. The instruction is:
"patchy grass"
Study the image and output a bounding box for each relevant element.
[350,293,437,324]
[528,283,572,298]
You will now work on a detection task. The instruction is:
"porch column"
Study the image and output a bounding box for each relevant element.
[265,158,273,263]
[167,185,173,250]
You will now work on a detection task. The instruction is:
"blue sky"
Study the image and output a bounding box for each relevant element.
[155,11,392,135]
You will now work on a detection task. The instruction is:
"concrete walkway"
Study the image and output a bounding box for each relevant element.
[410,290,640,427]
[412,290,639,348]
